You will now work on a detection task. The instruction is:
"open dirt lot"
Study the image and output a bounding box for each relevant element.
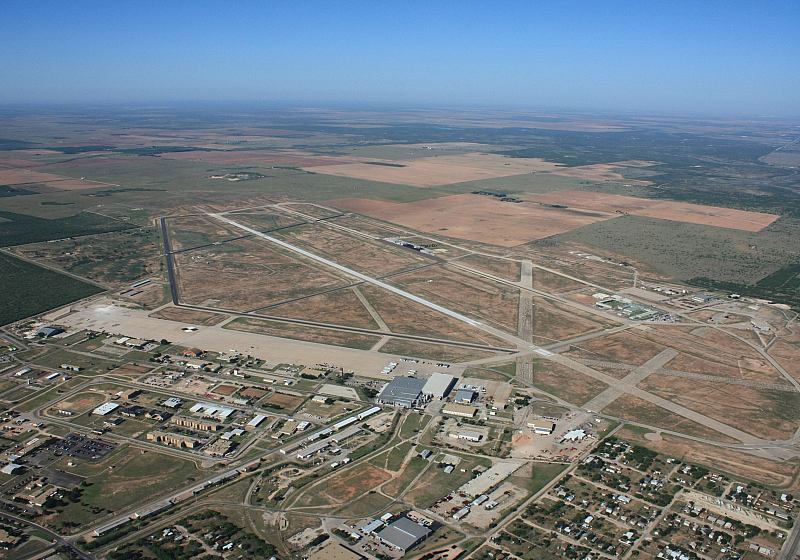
[528,190,779,232]
[317,463,391,504]
[332,193,611,246]
[307,152,556,187]
[264,288,379,329]
[149,306,227,326]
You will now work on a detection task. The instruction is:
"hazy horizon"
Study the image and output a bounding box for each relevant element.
[2,0,799,117]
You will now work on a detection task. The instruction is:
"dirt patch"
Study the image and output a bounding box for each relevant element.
[240,387,268,400]
[109,363,153,377]
[527,190,778,232]
[456,254,521,281]
[212,384,238,396]
[263,391,305,411]
[149,306,227,326]
[530,298,612,345]
[331,194,612,247]
[563,329,669,366]
[308,153,556,187]
[322,464,391,503]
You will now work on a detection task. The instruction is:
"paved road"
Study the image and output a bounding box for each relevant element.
[0,511,93,560]
[159,217,179,305]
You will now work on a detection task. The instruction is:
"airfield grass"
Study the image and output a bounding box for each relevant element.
[224,317,380,350]
[530,359,609,405]
[379,338,498,363]
[0,252,103,325]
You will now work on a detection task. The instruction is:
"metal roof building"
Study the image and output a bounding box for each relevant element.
[454,389,477,403]
[92,402,119,416]
[421,372,456,399]
[376,377,426,408]
[376,517,432,551]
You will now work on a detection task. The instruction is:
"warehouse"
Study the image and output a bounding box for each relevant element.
[376,517,432,552]
[376,377,426,408]
[442,403,477,418]
[528,421,556,435]
[450,431,483,442]
[92,402,119,416]
[246,414,266,430]
[421,372,456,399]
[454,389,477,404]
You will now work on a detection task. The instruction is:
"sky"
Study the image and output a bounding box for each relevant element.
[1,0,798,116]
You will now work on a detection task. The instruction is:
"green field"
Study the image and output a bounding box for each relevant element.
[0,210,135,247]
[0,252,103,325]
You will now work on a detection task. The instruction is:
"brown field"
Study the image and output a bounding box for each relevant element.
[264,288,379,329]
[239,387,268,400]
[53,392,105,413]
[158,148,351,167]
[378,338,499,363]
[109,363,153,377]
[307,152,556,187]
[223,317,380,350]
[263,391,305,411]
[278,203,342,219]
[602,394,739,443]
[212,384,238,396]
[543,160,656,185]
[319,464,391,503]
[530,359,609,405]
[149,306,227,326]
[358,284,510,347]
[332,193,611,247]
[619,428,800,491]
[273,222,431,276]
[330,214,407,238]
[0,168,113,190]
[563,329,669,366]
[770,340,800,384]
[174,237,349,310]
[638,376,800,441]
[392,265,519,332]
[527,190,778,232]
[456,254,521,281]
[531,267,586,293]
[530,298,613,345]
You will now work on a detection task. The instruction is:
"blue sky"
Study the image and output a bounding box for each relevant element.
[1,1,798,116]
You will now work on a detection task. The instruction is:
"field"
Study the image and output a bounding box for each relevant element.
[358,284,510,346]
[272,221,432,276]
[332,193,612,246]
[602,394,740,443]
[527,190,778,232]
[307,152,556,187]
[12,227,161,286]
[223,317,380,350]
[174,237,350,310]
[0,209,135,247]
[263,288,379,329]
[456,254,522,281]
[530,359,609,405]
[293,463,391,507]
[529,298,612,345]
[0,251,103,325]
[546,214,800,285]
[391,265,520,332]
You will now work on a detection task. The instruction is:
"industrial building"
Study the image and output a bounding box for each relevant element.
[92,402,119,416]
[189,402,234,420]
[376,377,427,408]
[528,421,556,435]
[450,431,483,442]
[421,372,457,399]
[36,326,64,338]
[454,389,477,404]
[376,517,432,552]
[442,403,478,418]
[246,414,266,430]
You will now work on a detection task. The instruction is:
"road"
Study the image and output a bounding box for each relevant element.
[0,511,93,560]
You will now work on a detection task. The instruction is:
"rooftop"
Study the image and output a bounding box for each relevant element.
[377,376,426,407]
[377,517,431,551]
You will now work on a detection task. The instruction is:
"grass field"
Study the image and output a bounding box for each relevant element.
[0,252,103,325]
[224,317,380,350]
[0,209,135,247]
